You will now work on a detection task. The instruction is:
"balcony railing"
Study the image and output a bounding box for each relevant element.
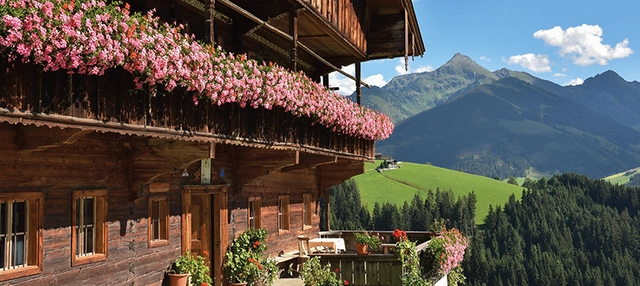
[0,59,375,157]
[307,230,437,286]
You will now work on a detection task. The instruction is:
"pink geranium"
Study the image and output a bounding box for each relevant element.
[0,0,394,140]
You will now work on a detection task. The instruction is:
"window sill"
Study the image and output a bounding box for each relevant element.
[149,239,170,248]
[72,253,107,267]
[0,265,41,282]
[278,229,290,236]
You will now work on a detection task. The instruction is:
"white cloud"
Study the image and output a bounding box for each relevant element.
[327,64,387,95]
[328,71,356,95]
[564,78,584,86]
[534,24,633,66]
[395,58,434,75]
[505,53,552,73]
[479,56,491,62]
[364,74,387,87]
[554,73,567,77]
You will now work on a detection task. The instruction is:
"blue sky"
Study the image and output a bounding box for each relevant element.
[330,0,639,95]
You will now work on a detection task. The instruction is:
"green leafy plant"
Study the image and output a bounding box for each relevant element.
[224,228,278,285]
[299,256,347,286]
[170,251,213,286]
[393,229,427,286]
[354,230,382,251]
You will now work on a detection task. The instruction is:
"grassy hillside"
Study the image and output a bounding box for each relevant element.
[604,167,640,186]
[353,161,524,224]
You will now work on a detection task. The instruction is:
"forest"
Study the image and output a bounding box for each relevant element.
[320,179,477,237]
[325,174,640,285]
[464,173,640,286]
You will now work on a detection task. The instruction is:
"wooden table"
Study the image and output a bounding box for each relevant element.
[309,238,346,253]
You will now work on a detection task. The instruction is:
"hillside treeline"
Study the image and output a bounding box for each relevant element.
[465,173,640,286]
[321,179,477,236]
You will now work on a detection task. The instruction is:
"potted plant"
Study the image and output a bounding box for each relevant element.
[168,251,213,286]
[354,230,382,255]
[224,228,278,286]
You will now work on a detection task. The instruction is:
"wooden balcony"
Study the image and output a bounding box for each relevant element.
[301,231,437,285]
[0,59,374,159]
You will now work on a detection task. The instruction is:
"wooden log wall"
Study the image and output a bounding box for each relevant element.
[0,120,361,284]
[0,59,375,158]
[0,123,187,285]
[228,168,322,257]
[306,0,367,53]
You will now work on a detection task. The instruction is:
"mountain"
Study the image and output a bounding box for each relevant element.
[352,53,498,122]
[559,71,640,131]
[376,77,640,179]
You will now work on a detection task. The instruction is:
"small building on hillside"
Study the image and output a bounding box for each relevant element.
[0,0,423,285]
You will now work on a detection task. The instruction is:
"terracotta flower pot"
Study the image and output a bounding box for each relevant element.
[168,273,189,286]
[229,283,248,286]
[356,243,370,255]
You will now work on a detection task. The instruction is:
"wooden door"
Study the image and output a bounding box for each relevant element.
[182,186,228,286]
[190,194,212,266]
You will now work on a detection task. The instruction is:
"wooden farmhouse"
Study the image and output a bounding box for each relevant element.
[0,0,424,285]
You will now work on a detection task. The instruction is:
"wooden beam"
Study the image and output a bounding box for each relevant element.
[17,128,93,152]
[231,147,298,194]
[204,0,216,44]
[281,153,337,173]
[216,0,370,88]
[356,62,361,105]
[128,139,211,199]
[209,142,216,159]
[316,159,364,196]
[404,8,409,71]
[289,6,298,72]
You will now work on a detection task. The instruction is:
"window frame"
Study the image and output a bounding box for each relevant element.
[0,192,43,282]
[247,197,262,229]
[71,190,107,267]
[147,196,169,248]
[302,193,312,230]
[277,195,290,234]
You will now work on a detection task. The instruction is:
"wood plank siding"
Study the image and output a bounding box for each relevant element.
[0,122,355,285]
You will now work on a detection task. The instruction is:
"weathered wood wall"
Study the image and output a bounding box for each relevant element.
[229,169,322,257]
[0,121,357,284]
[0,123,186,285]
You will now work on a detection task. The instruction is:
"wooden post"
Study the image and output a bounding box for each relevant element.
[355,62,361,105]
[204,0,216,44]
[324,189,331,230]
[290,6,298,72]
[323,74,329,89]
[404,8,409,71]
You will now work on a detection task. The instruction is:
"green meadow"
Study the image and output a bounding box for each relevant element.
[604,167,640,186]
[353,161,524,224]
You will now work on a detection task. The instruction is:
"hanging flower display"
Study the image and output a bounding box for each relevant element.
[0,0,394,140]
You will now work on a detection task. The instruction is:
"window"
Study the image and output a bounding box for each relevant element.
[302,193,312,229]
[277,195,290,233]
[247,197,261,229]
[72,190,107,266]
[148,196,169,247]
[0,192,43,282]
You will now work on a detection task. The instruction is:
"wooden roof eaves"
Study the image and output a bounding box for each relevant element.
[0,109,372,161]
[293,0,367,59]
[402,0,425,56]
